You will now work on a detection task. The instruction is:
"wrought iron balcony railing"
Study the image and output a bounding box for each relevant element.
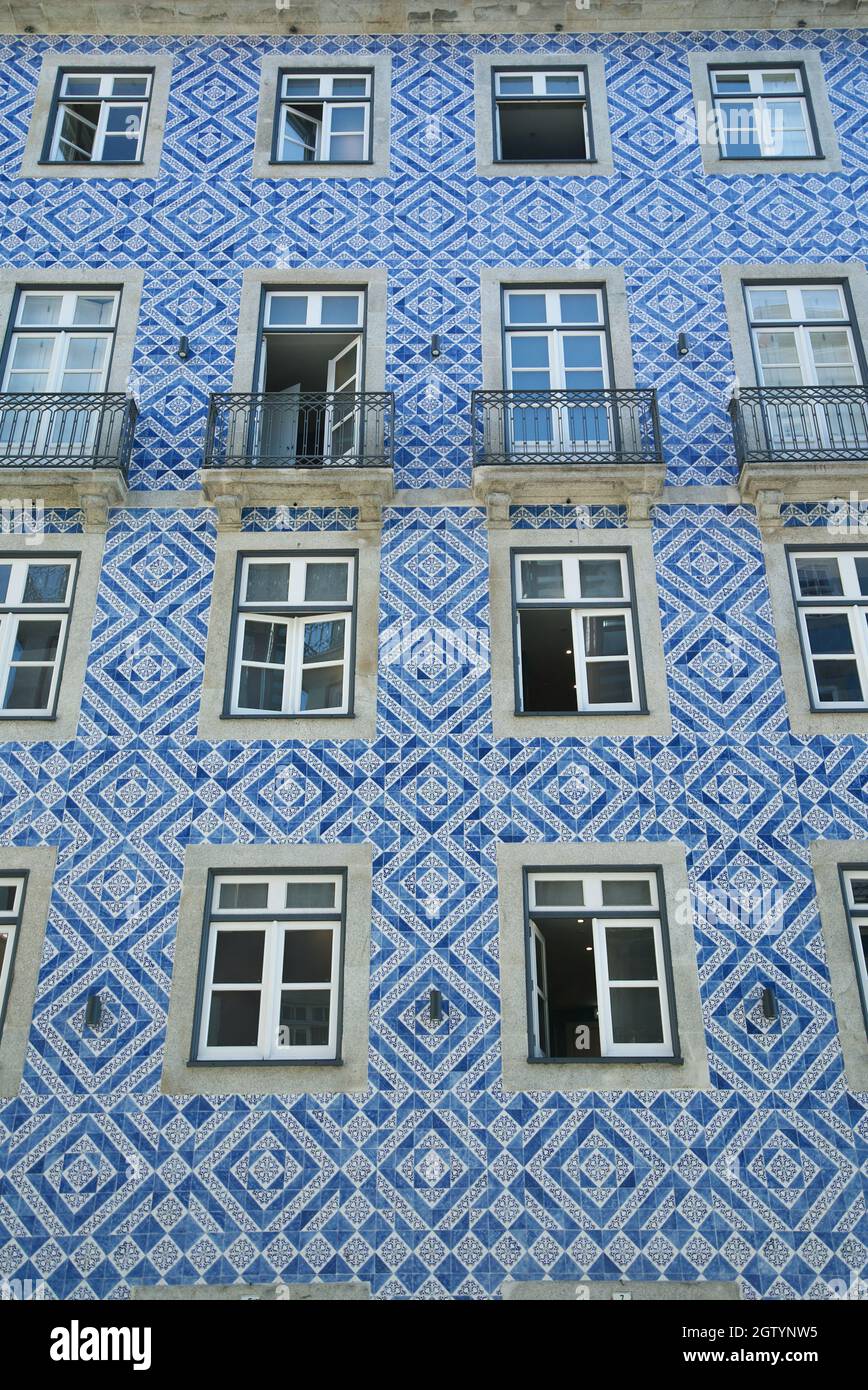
[730,386,868,466]
[203,391,395,469]
[471,388,663,467]
[0,392,138,476]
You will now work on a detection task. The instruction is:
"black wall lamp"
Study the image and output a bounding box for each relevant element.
[429,988,443,1024]
[85,993,103,1031]
[677,332,690,358]
[430,334,442,360]
[761,985,778,1022]
[177,334,191,361]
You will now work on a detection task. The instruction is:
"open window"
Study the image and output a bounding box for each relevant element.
[273,70,372,164]
[0,876,27,1043]
[44,69,152,165]
[840,868,868,1037]
[493,68,591,163]
[526,869,676,1061]
[254,289,365,466]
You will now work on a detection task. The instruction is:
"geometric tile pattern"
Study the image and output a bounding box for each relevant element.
[0,27,866,1300]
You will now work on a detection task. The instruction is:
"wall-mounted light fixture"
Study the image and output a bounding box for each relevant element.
[429,988,443,1024]
[85,993,103,1030]
[430,334,442,360]
[177,335,191,361]
[761,985,778,1022]
[677,332,690,358]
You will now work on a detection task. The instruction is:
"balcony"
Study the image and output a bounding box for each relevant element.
[201,390,395,528]
[731,387,868,520]
[470,387,665,525]
[0,392,136,526]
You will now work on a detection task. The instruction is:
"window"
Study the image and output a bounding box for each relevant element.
[254,289,365,464]
[513,549,642,713]
[44,70,152,164]
[228,552,355,716]
[502,287,613,456]
[1,289,119,395]
[709,64,817,159]
[195,870,345,1062]
[789,549,868,709]
[273,70,372,164]
[493,67,591,162]
[0,876,26,1041]
[839,868,868,1037]
[0,557,77,716]
[525,869,675,1060]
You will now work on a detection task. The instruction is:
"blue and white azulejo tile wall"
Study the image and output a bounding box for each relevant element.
[0,25,866,1299]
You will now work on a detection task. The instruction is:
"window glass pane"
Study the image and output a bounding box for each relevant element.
[320,296,361,325]
[510,337,550,373]
[12,620,59,662]
[4,665,53,710]
[712,71,751,93]
[58,106,99,159]
[812,659,863,703]
[301,664,344,710]
[267,296,308,327]
[245,563,290,603]
[0,884,15,912]
[207,991,260,1047]
[559,293,600,324]
[63,338,106,373]
[304,562,349,603]
[795,556,843,597]
[332,77,368,95]
[72,295,116,327]
[282,929,333,983]
[212,930,265,983]
[238,666,284,711]
[279,990,330,1045]
[719,102,760,158]
[605,925,657,978]
[759,69,800,91]
[767,103,810,156]
[848,877,868,904]
[583,613,627,657]
[520,558,564,599]
[545,74,581,94]
[802,287,846,320]
[601,879,653,907]
[534,879,584,907]
[217,881,269,910]
[283,77,321,96]
[855,557,868,596]
[610,987,664,1045]
[280,109,319,160]
[586,661,633,705]
[497,75,534,94]
[63,76,102,96]
[112,76,149,96]
[805,612,853,654]
[329,133,365,160]
[330,106,364,134]
[579,559,623,598]
[285,880,337,909]
[19,296,62,327]
[506,294,547,325]
[0,566,9,603]
[747,287,791,322]
[241,619,286,664]
[303,617,345,664]
[563,336,603,369]
[22,564,69,604]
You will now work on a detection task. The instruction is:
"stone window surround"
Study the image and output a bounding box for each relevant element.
[488,525,672,739]
[229,265,387,396]
[809,839,868,1092]
[474,51,614,178]
[252,51,392,180]
[20,50,174,181]
[687,48,842,176]
[198,529,379,741]
[0,845,57,1099]
[0,532,104,742]
[496,839,710,1092]
[162,841,372,1097]
[763,527,868,739]
[501,1279,741,1301]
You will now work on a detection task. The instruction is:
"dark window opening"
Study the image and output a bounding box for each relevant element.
[498,102,587,161]
[519,609,577,712]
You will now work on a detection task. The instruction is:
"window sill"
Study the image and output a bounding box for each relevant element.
[527,1054,683,1066]
[188,1057,343,1067]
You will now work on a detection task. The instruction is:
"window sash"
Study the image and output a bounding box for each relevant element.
[0,558,75,717]
[238,554,354,608]
[515,552,629,603]
[262,290,364,330]
[790,552,868,709]
[710,66,813,158]
[199,916,342,1061]
[504,287,606,330]
[0,876,26,1039]
[495,70,587,98]
[50,75,151,162]
[592,916,672,1058]
[528,871,659,912]
[231,610,351,716]
[277,72,372,163]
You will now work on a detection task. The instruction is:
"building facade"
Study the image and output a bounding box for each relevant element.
[0,5,866,1300]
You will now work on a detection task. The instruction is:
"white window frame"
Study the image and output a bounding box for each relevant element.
[493,68,590,163]
[228,553,355,717]
[840,868,868,1038]
[0,556,77,717]
[789,549,868,710]
[262,290,364,331]
[2,290,120,395]
[526,870,673,1061]
[48,71,152,164]
[746,283,862,388]
[710,65,815,159]
[514,550,641,713]
[0,876,26,1039]
[198,871,344,1062]
[276,71,372,164]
